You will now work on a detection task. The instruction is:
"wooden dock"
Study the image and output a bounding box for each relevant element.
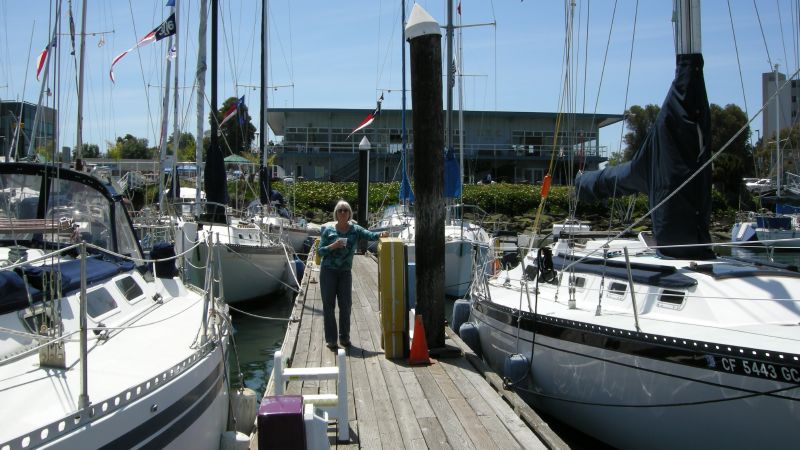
[254,253,566,449]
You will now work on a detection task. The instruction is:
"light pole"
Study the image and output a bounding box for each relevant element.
[357,136,371,253]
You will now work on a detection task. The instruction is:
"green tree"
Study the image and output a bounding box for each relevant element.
[35,141,55,162]
[211,96,256,155]
[622,104,661,161]
[709,104,752,201]
[74,143,100,159]
[167,131,197,161]
[109,134,152,159]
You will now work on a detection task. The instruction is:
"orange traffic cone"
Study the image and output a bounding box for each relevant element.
[408,314,430,365]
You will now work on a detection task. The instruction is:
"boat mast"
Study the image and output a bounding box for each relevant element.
[158,3,176,212]
[401,0,407,200]
[446,0,454,160]
[194,0,208,214]
[75,0,87,167]
[171,0,181,204]
[259,0,271,206]
[27,2,61,159]
[775,63,782,198]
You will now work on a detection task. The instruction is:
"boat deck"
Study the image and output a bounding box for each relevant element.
[253,254,564,449]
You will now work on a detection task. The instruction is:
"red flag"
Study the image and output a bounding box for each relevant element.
[35,37,56,81]
[109,13,176,82]
[347,94,383,140]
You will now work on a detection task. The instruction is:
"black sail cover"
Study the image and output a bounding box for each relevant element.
[575,54,714,260]
[202,141,228,223]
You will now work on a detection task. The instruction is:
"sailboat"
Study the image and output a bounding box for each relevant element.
[176,0,293,304]
[0,4,233,448]
[463,2,800,448]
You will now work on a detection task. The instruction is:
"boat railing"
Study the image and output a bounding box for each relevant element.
[0,236,217,405]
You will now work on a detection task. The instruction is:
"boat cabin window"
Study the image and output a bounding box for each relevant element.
[658,290,685,309]
[115,276,144,303]
[86,288,118,318]
[608,282,627,298]
[114,203,143,260]
[573,276,586,288]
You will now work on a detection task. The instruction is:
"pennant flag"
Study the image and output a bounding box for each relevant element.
[457,1,461,15]
[347,94,383,140]
[109,13,176,82]
[219,96,245,128]
[35,37,56,81]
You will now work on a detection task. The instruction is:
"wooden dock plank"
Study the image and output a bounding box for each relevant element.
[414,365,474,449]
[428,359,496,449]
[255,254,549,450]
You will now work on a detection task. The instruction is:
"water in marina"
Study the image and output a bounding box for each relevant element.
[227,290,295,399]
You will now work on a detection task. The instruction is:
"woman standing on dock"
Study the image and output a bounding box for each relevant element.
[318,200,388,349]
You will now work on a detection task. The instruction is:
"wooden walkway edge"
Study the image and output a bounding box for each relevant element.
[251,252,568,449]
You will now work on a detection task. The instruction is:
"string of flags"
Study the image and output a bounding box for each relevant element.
[109,12,176,83]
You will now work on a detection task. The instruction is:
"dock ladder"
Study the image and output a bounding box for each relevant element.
[273,349,349,441]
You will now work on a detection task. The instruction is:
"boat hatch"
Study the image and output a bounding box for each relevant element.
[86,287,119,319]
[607,282,627,299]
[658,290,685,310]
[115,276,145,304]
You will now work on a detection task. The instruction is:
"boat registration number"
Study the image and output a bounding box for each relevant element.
[718,357,800,383]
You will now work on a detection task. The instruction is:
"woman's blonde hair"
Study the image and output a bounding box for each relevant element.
[332,199,353,222]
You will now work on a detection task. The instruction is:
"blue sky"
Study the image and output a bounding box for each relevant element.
[0,1,795,157]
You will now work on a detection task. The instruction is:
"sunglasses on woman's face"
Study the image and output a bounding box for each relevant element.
[337,209,348,214]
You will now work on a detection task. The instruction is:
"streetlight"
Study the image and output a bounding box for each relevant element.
[358,137,371,253]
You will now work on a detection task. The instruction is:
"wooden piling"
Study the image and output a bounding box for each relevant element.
[406,5,445,349]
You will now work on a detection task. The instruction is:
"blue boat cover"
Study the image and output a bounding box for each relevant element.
[17,256,131,296]
[575,54,714,260]
[552,255,697,289]
[776,203,800,215]
[444,147,462,199]
[756,216,792,230]
[0,271,39,315]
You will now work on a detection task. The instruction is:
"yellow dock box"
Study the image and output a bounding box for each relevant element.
[313,238,321,266]
[378,238,408,359]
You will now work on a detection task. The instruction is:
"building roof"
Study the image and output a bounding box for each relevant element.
[267,108,623,136]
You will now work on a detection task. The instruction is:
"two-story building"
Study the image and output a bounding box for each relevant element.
[266,108,622,184]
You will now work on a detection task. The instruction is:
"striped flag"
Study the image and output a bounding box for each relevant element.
[35,37,56,81]
[109,13,176,83]
[219,96,245,127]
[347,94,383,140]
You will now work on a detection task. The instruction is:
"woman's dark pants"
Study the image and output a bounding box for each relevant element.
[319,266,352,345]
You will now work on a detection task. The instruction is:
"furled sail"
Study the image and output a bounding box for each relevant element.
[575,54,714,259]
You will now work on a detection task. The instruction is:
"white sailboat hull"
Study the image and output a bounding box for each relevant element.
[471,302,799,449]
[468,238,800,449]
[178,221,290,303]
